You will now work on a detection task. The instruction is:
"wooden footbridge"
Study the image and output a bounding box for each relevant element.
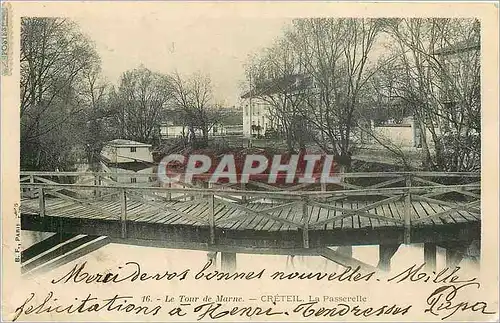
[19,171,481,275]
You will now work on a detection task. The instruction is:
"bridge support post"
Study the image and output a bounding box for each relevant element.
[466,239,481,264]
[166,182,171,201]
[377,244,400,271]
[302,199,310,248]
[94,174,101,198]
[120,189,127,239]
[442,241,467,268]
[221,252,237,272]
[207,252,217,270]
[404,175,412,244]
[209,194,215,245]
[424,243,437,272]
[30,174,35,198]
[241,183,246,203]
[38,188,45,217]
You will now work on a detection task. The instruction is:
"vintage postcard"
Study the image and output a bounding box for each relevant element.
[1,1,499,322]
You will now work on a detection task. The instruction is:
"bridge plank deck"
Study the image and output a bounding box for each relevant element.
[20,196,480,232]
[221,207,246,229]
[45,199,73,211]
[125,201,145,219]
[229,204,259,230]
[165,202,204,225]
[285,204,301,231]
[383,203,395,226]
[260,206,286,232]
[286,203,304,231]
[145,207,173,224]
[137,204,165,223]
[153,200,194,224]
[246,204,273,231]
[449,205,469,223]
[360,201,372,228]
[372,204,384,227]
[214,205,236,225]
[418,201,439,225]
[388,201,402,221]
[412,201,431,225]
[312,206,321,226]
[434,204,455,225]
[326,203,336,230]
[340,201,351,230]
[252,210,272,231]
[313,207,326,229]
[242,204,270,230]
[372,203,383,227]
[180,202,209,226]
[457,209,477,221]
[271,206,293,232]
[127,203,159,221]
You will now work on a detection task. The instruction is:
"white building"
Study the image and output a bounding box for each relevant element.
[241,74,310,138]
[159,123,243,140]
[101,139,153,164]
[241,73,432,149]
[367,116,438,149]
[242,100,273,138]
[100,139,155,184]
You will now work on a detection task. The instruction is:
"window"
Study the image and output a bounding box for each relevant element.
[245,106,248,116]
[130,147,137,152]
[131,178,137,183]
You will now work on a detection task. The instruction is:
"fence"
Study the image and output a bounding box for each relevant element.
[20,171,481,247]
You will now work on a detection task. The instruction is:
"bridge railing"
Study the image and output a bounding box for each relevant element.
[20,171,480,247]
[19,170,480,197]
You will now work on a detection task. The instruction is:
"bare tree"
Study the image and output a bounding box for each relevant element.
[111,66,171,144]
[243,18,386,168]
[168,71,221,148]
[244,38,311,152]
[20,17,100,170]
[78,62,111,171]
[382,18,480,171]
[288,18,383,169]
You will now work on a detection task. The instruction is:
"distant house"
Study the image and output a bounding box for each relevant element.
[100,139,155,184]
[159,122,191,139]
[242,73,430,150]
[241,73,314,138]
[367,116,435,149]
[433,39,480,127]
[159,107,243,139]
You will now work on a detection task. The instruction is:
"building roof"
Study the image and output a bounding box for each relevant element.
[106,139,152,147]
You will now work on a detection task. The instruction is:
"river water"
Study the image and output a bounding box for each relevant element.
[22,230,479,274]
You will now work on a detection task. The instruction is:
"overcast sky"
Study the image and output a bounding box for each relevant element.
[74,16,291,107]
